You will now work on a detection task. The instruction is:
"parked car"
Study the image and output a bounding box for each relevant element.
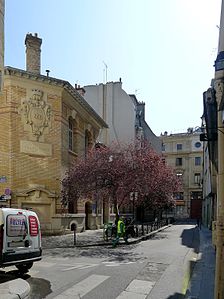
[0,208,42,273]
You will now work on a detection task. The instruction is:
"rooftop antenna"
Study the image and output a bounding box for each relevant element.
[135,89,140,95]
[103,61,108,83]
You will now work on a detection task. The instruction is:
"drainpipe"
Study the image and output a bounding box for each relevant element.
[214,0,224,297]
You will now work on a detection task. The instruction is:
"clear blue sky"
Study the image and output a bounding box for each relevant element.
[5,0,222,136]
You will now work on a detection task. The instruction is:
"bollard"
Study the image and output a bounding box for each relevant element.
[142,223,144,235]
[74,228,76,245]
[71,223,77,246]
[135,225,139,237]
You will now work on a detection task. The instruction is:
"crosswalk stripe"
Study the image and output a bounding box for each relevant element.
[126,279,155,294]
[53,274,110,298]
[102,261,136,267]
[116,279,155,299]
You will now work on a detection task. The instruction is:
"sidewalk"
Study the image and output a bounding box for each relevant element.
[41,224,171,249]
[185,225,216,299]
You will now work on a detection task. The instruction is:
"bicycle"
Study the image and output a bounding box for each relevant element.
[103,222,117,241]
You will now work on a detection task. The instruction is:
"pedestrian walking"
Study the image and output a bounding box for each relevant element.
[112,217,128,248]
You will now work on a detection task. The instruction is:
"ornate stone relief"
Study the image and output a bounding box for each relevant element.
[215,80,224,110]
[86,123,92,132]
[71,109,77,119]
[20,89,52,141]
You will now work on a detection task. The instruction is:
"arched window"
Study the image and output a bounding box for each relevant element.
[68,118,73,151]
[85,130,92,156]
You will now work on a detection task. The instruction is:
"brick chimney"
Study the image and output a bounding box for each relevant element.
[25,33,42,74]
[75,84,86,96]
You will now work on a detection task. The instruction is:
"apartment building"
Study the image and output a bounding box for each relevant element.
[160,128,203,218]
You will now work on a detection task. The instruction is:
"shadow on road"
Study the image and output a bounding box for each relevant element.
[183,226,216,298]
[28,277,52,299]
[166,293,185,299]
[80,244,145,262]
[151,231,168,240]
[180,226,199,253]
[0,269,29,283]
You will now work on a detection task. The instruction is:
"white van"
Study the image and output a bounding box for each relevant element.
[0,208,42,273]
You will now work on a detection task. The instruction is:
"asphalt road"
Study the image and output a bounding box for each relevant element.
[0,223,199,299]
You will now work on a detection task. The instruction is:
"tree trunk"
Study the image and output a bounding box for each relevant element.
[113,190,119,222]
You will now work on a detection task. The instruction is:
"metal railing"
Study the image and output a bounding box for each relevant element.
[103,219,169,241]
[133,219,168,237]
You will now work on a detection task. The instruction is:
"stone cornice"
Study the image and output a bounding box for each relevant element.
[16,187,57,198]
[4,66,108,128]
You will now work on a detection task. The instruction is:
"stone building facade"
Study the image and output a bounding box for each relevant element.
[0,33,107,234]
[0,0,4,92]
[160,128,203,219]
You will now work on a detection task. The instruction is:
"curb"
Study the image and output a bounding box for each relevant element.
[181,226,200,296]
[0,278,30,299]
[75,224,172,247]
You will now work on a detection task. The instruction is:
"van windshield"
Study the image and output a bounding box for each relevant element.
[7,214,27,237]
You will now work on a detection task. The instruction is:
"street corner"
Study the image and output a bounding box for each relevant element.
[0,278,30,299]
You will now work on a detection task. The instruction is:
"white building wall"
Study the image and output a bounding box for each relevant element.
[84,81,135,145]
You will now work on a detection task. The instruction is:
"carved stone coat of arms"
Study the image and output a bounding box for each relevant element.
[21,89,52,141]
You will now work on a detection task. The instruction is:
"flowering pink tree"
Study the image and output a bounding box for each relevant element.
[61,142,182,219]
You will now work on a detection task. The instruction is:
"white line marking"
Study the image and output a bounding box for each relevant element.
[53,274,110,298]
[62,264,98,271]
[78,265,97,270]
[102,261,136,267]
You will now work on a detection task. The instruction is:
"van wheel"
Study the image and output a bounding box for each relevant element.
[16,262,33,273]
